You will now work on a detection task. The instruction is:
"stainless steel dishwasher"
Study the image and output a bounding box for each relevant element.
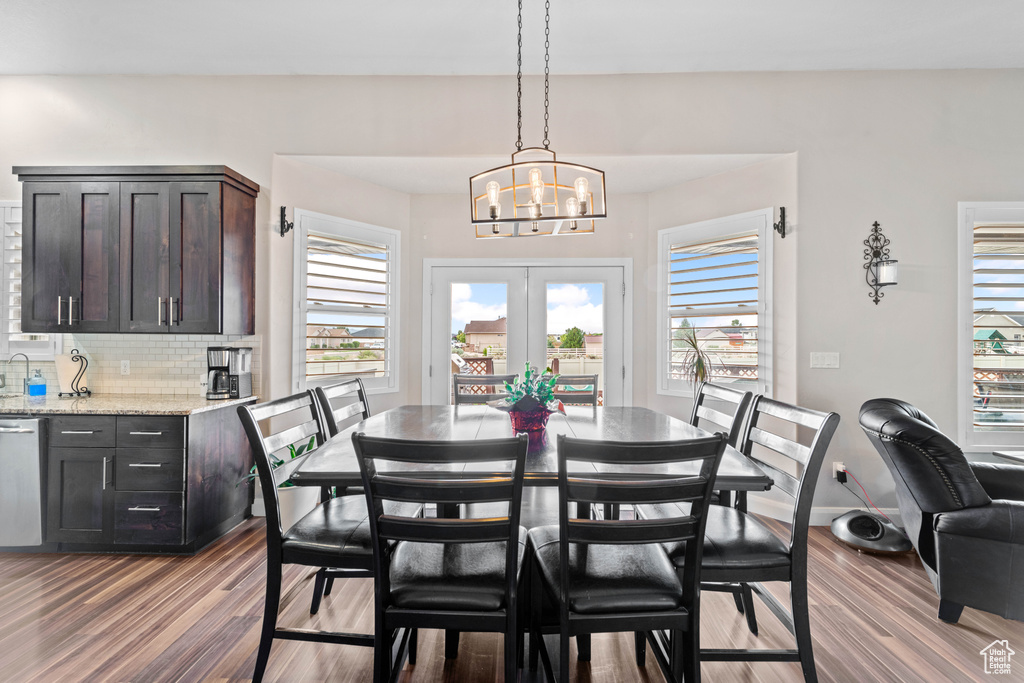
[0,417,47,546]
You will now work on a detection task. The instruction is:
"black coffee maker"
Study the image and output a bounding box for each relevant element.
[206,346,253,399]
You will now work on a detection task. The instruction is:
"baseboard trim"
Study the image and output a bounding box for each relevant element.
[746,495,902,527]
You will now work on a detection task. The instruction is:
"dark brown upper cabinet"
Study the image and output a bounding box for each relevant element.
[21,181,121,332]
[16,166,258,335]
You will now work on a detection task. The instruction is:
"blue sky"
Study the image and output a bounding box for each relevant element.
[450,282,604,335]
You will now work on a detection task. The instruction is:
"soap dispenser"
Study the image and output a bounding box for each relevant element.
[27,370,46,397]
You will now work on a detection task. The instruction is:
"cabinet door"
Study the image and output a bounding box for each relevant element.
[46,447,115,543]
[22,182,120,333]
[120,182,171,332]
[170,182,222,333]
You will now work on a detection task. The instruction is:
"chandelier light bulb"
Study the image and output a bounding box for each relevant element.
[565,196,580,230]
[574,177,589,214]
[486,181,501,207]
[529,167,545,207]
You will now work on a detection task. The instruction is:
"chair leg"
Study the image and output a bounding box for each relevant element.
[505,612,518,683]
[732,590,745,614]
[577,634,591,661]
[634,631,646,667]
[740,583,758,636]
[310,567,327,615]
[253,559,282,683]
[373,610,389,683]
[324,575,336,597]
[408,628,418,665]
[680,624,699,683]
[938,599,964,624]
[530,562,542,671]
[445,630,460,659]
[560,626,571,683]
[791,576,817,683]
[671,629,690,683]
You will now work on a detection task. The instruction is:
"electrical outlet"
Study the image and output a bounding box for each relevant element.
[121,360,131,375]
[833,461,845,479]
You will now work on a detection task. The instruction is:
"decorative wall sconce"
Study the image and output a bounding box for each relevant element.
[864,221,898,304]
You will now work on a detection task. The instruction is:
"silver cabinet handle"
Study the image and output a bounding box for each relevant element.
[170,297,178,325]
[128,506,161,512]
[128,463,162,468]
[62,430,96,434]
[102,456,107,490]
[57,296,64,325]
[157,297,164,325]
[129,431,164,436]
[69,296,76,325]
[0,427,34,433]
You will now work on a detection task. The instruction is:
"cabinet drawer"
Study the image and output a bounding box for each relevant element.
[115,449,184,491]
[48,416,117,448]
[114,492,183,545]
[116,416,185,448]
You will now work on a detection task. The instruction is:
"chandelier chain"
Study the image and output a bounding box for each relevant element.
[542,0,551,149]
[516,0,523,151]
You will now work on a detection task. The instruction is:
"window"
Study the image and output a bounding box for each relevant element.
[0,201,61,360]
[958,202,1024,449]
[657,209,773,397]
[292,209,399,393]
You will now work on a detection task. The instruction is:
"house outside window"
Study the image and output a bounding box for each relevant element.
[657,208,773,397]
[958,202,1024,448]
[292,209,399,393]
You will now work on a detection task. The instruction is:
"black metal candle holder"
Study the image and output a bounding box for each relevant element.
[58,348,92,398]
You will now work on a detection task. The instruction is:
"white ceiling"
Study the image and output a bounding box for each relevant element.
[285,154,784,195]
[1,1,1022,76]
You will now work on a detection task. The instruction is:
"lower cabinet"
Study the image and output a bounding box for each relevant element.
[44,407,251,553]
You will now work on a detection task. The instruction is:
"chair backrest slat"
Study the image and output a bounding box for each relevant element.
[373,477,516,505]
[689,381,753,447]
[378,516,512,544]
[452,373,517,405]
[237,390,328,539]
[565,478,708,505]
[748,426,812,465]
[567,517,697,545]
[749,459,801,499]
[314,379,371,437]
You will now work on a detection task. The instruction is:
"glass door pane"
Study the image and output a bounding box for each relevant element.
[544,283,605,404]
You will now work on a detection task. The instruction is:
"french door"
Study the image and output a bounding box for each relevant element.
[423,260,630,406]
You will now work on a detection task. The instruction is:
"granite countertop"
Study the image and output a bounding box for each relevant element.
[0,393,258,416]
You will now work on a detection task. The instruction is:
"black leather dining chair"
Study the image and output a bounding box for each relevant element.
[528,432,727,683]
[237,392,411,682]
[452,373,517,404]
[352,431,530,683]
[308,378,373,613]
[860,398,1024,623]
[639,396,839,682]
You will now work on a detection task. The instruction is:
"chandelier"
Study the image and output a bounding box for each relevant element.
[469,0,606,238]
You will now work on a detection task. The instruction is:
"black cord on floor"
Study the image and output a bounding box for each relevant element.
[841,479,870,511]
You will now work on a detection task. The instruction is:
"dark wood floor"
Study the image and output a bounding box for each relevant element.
[0,518,1020,682]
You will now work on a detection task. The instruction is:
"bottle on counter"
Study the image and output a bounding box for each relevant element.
[27,370,46,397]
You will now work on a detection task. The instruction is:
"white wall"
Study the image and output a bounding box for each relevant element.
[3,70,1024,517]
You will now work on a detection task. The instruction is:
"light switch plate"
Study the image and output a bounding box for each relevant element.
[810,352,840,369]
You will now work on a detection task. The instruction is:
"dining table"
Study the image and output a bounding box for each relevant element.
[291,404,773,500]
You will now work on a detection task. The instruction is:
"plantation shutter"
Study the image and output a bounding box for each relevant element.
[971,223,1024,431]
[1,202,59,359]
[303,231,391,384]
[667,232,759,391]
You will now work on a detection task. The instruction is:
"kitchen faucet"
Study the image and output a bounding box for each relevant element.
[8,353,30,394]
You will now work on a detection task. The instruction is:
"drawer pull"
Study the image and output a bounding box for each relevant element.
[102,457,107,490]
[128,462,162,468]
[0,427,34,433]
[128,506,161,512]
[62,430,96,434]
[129,431,164,436]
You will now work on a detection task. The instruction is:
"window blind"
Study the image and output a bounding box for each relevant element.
[1,203,57,358]
[667,232,759,388]
[303,231,390,383]
[971,223,1024,431]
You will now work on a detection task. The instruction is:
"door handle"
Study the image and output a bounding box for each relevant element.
[102,456,107,490]
[157,297,164,325]
[129,431,164,436]
[62,430,96,434]
[57,296,64,325]
[128,463,162,468]
[68,296,76,325]
[128,506,161,512]
[170,297,178,325]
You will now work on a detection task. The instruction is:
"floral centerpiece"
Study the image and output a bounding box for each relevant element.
[492,361,565,433]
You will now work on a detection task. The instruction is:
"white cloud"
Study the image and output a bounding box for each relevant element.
[546,284,591,306]
[547,303,603,335]
[451,282,473,303]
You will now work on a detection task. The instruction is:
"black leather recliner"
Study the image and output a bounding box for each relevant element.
[859,398,1024,623]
